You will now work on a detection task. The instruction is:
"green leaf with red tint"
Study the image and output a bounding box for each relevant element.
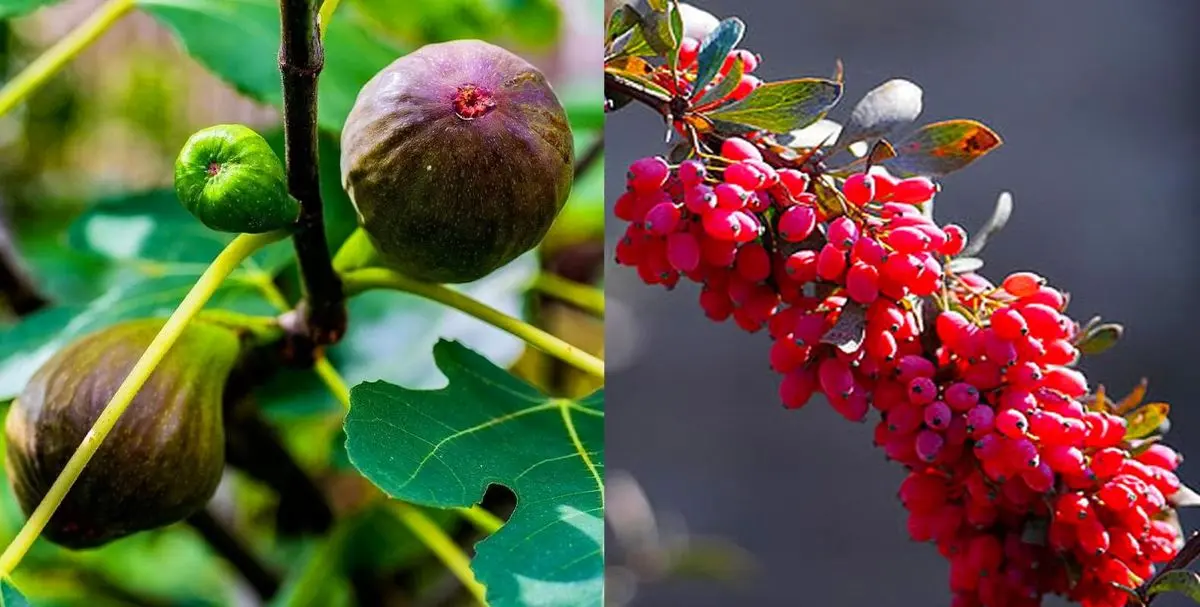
[881,119,1002,177]
[1147,570,1200,603]
[707,78,843,135]
[691,18,745,99]
[695,55,742,109]
[1124,402,1170,440]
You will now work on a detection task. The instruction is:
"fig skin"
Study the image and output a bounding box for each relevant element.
[174,124,298,234]
[340,39,574,283]
[5,319,239,549]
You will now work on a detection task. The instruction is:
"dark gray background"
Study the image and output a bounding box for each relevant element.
[604,1,1200,605]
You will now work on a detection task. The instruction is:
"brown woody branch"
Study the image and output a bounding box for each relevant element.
[279,0,346,349]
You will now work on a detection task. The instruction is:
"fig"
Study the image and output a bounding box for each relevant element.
[5,318,240,548]
[174,124,298,234]
[340,39,574,283]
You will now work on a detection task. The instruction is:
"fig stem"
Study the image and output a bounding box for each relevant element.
[340,268,605,378]
[532,273,605,317]
[0,230,288,577]
[316,0,340,40]
[0,0,135,120]
[455,505,504,535]
[391,502,488,605]
[313,355,351,409]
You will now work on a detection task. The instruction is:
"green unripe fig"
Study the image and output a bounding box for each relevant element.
[5,319,240,549]
[174,124,299,234]
[340,39,574,283]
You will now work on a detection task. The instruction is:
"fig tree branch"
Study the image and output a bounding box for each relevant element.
[187,508,281,601]
[0,210,47,316]
[279,0,347,348]
[574,134,604,179]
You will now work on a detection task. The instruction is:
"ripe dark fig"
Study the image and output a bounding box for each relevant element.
[5,318,239,548]
[340,39,574,283]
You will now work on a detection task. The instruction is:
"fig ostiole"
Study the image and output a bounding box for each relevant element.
[174,124,299,234]
[340,39,574,284]
[5,318,240,549]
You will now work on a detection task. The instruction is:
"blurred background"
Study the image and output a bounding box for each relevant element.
[604,1,1200,606]
[0,0,603,604]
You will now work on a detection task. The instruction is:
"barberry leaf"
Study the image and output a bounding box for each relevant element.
[1114,379,1150,415]
[708,78,843,135]
[837,79,924,147]
[960,192,1013,258]
[946,257,984,274]
[695,55,743,109]
[606,6,656,59]
[344,341,604,607]
[1169,484,1200,508]
[607,5,638,44]
[821,302,867,354]
[1077,323,1124,355]
[605,63,673,103]
[691,18,745,99]
[881,119,1002,177]
[624,0,682,63]
[0,0,58,18]
[1147,570,1200,602]
[140,0,402,132]
[0,580,29,606]
[1124,403,1170,440]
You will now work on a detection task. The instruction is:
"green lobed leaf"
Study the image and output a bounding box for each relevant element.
[259,251,538,420]
[836,79,923,147]
[691,18,744,99]
[345,341,604,607]
[708,78,843,135]
[140,0,403,133]
[0,580,29,607]
[66,189,293,271]
[880,119,1002,177]
[0,0,58,19]
[1148,570,1200,602]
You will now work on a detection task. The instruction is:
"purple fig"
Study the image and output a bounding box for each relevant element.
[5,319,238,548]
[340,39,574,283]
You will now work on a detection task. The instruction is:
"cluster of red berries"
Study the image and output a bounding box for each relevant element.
[613,138,1185,607]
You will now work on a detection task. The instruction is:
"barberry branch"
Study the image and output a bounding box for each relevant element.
[1141,532,1200,604]
[279,0,347,349]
